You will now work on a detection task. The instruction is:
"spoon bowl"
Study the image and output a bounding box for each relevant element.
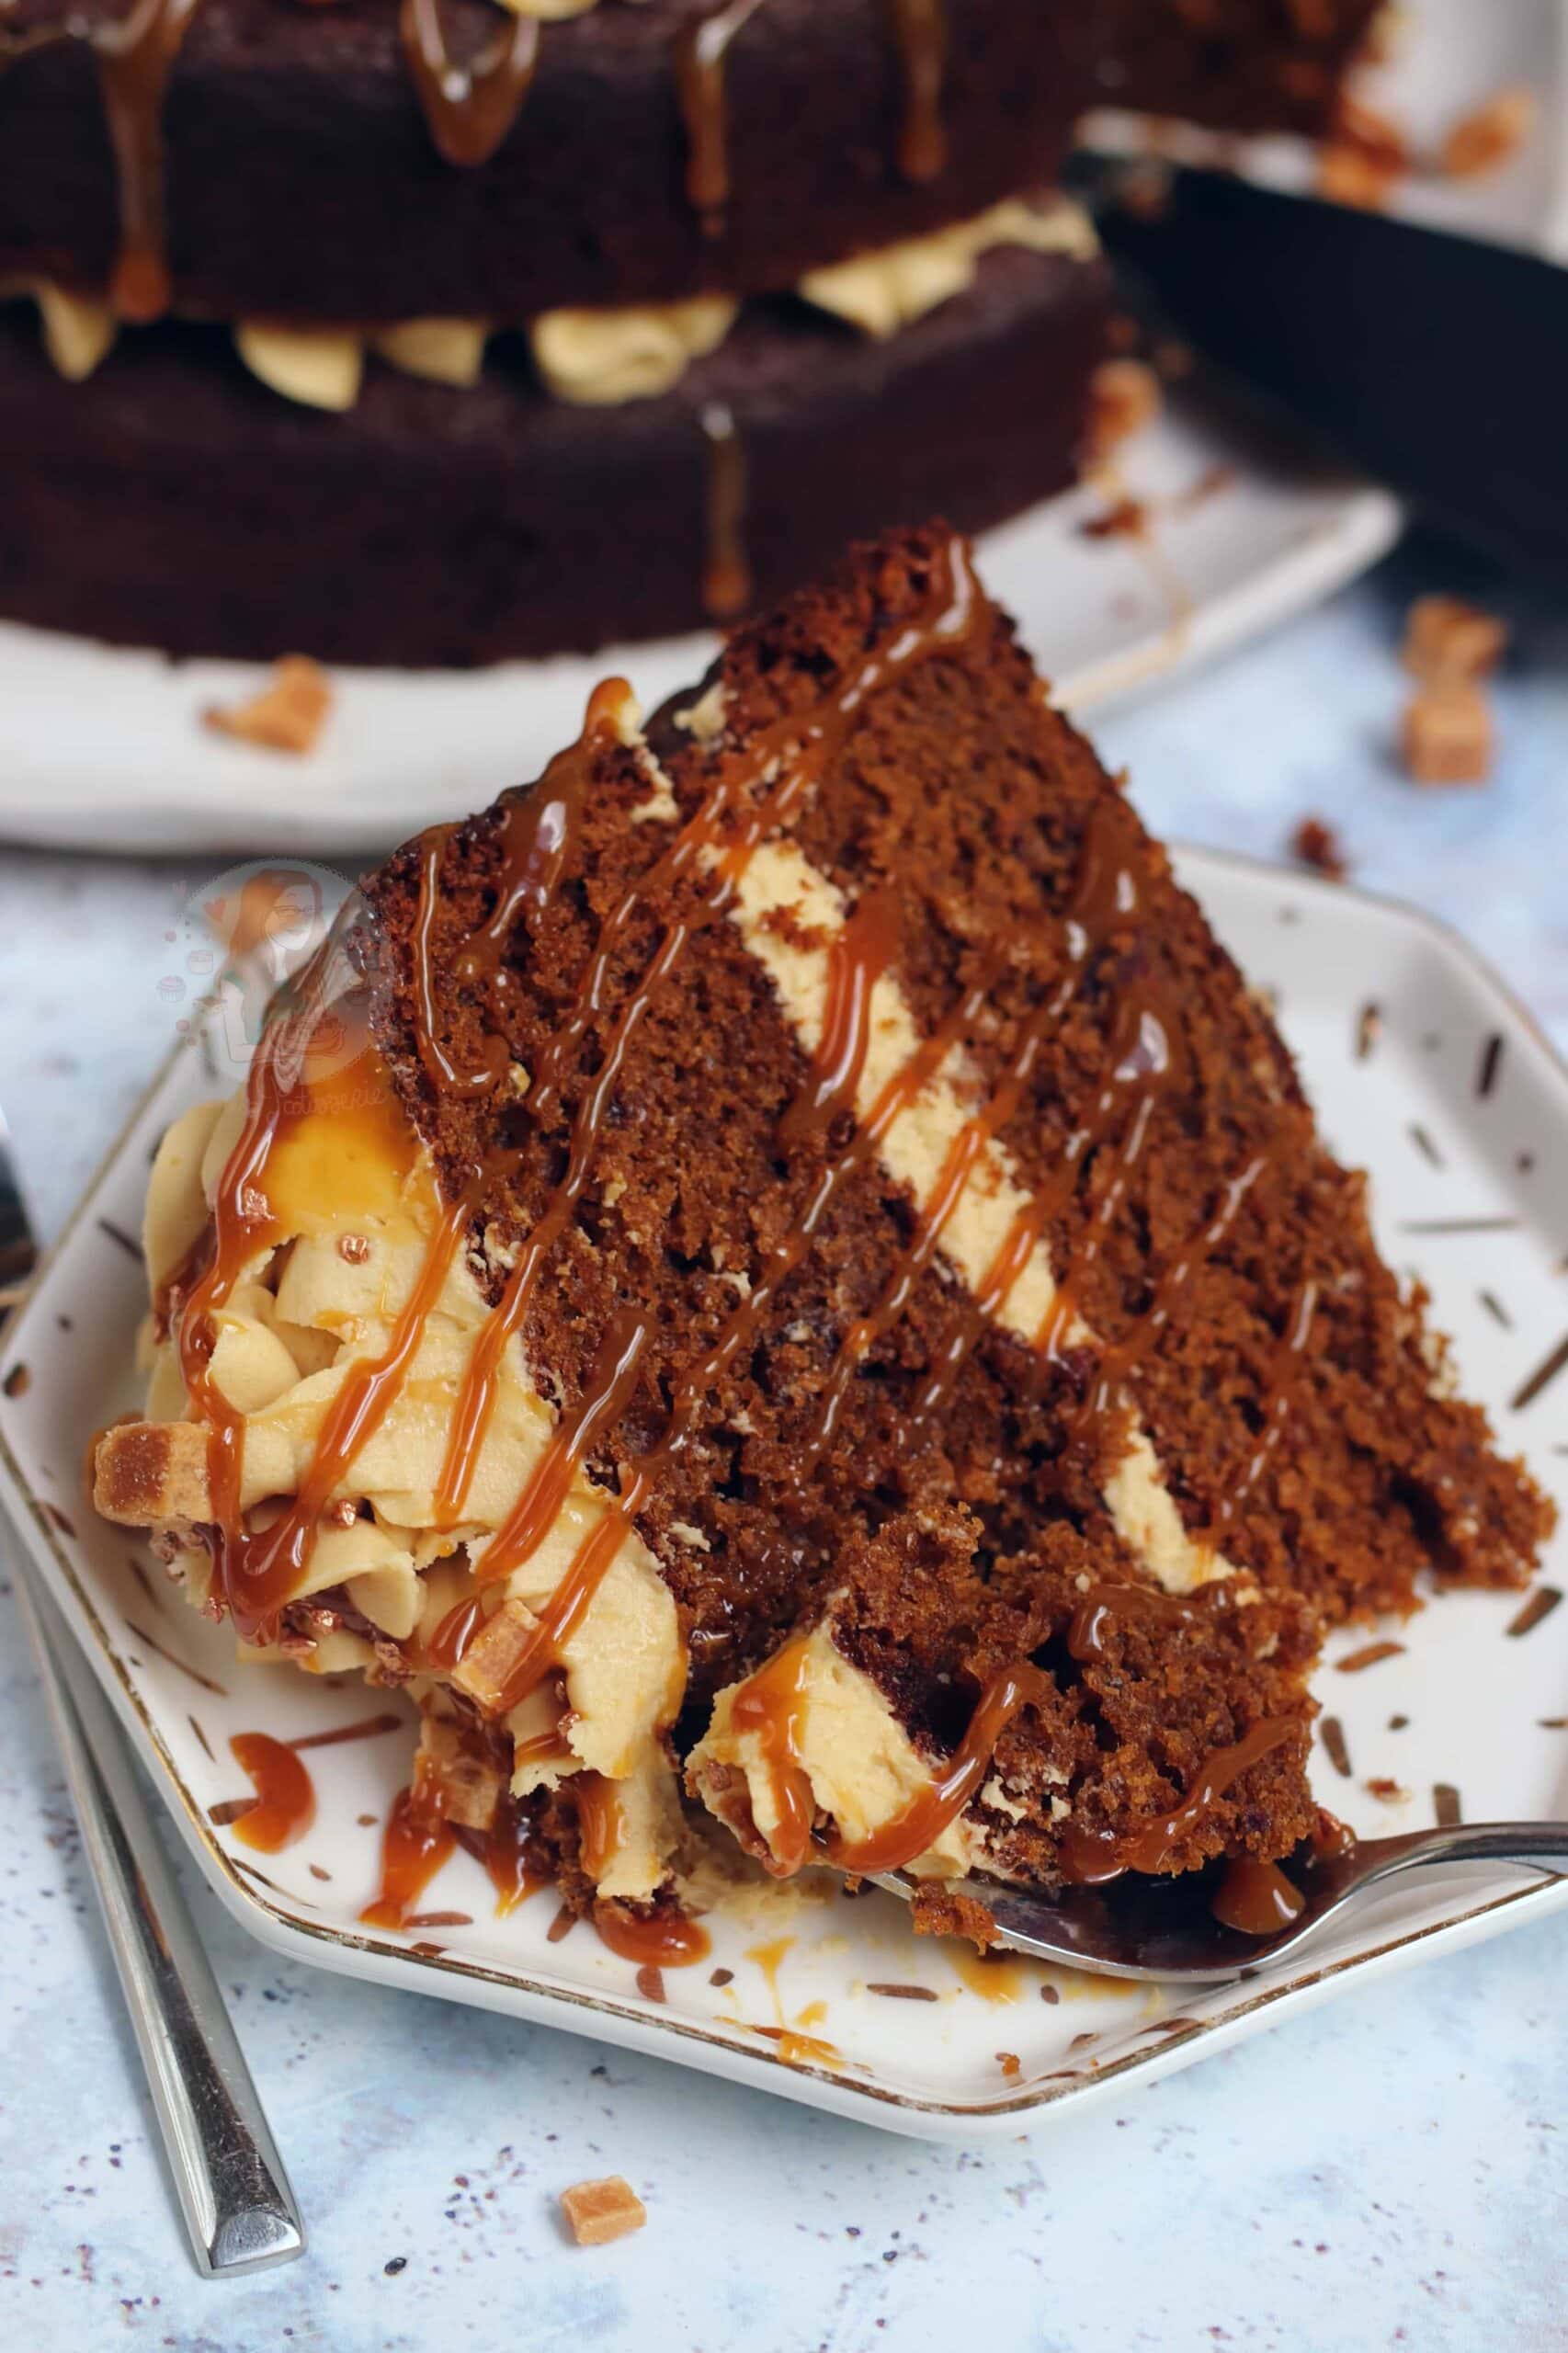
[872,1824,1568,1983]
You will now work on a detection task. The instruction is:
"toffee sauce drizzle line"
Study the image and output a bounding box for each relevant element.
[0,0,205,324]
[1056,1717,1296,1885]
[887,0,947,182]
[699,402,753,624]
[672,0,768,234]
[399,0,540,171]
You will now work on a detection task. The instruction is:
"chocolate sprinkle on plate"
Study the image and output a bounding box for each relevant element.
[868,1983,940,2002]
[1355,1001,1381,1060]
[1402,1215,1520,1236]
[1335,1640,1405,1673]
[1506,1585,1562,1637]
[1408,1122,1444,1168]
[96,1217,142,1261]
[1476,1032,1505,1098]
[123,1618,226,1696]
[1479,1290,1513,1329]
[1320,1715,1353,1777]
[709,1967,733,1987]
[2,1361,28,1397]
[1512,1331,1568,1413]
[1434,1782,1463,1827]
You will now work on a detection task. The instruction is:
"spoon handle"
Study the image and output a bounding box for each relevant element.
[14,1547,306,2277]
[1365,1824,1568,1881]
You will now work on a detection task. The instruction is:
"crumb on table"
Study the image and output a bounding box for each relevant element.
[1316,97,1407,211]
[1087,358,1161,456]
[1400,681,1493,787]
[560,2177,647,2247]
[1290,816,1347,880]
[1401,596,1507,686]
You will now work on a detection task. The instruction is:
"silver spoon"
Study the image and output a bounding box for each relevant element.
[869,1824,1568,1983]
[2,1111,303,2275]
[13,1550,306,2272]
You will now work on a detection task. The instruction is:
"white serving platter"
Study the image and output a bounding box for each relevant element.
[2,846,1564,2143]
[0,0,1562,857]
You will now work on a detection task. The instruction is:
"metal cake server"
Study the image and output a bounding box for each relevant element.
[1,1114,304,2275]
[871,1824,1568,1984]
[1069,156,1568,593]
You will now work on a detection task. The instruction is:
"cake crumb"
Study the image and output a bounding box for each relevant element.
[1316,142,1396,210]
[205,654,333,755]
[1402,595,1507,686]
[1317,98,1406,212]
[1290,816,1346,881]
[1087,358,1161,455]
[560,2177,647,2246]
[1400,681,1493,786]
[1440,85,1536,179]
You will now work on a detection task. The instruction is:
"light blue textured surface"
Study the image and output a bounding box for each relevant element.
[1,543,1565,2350]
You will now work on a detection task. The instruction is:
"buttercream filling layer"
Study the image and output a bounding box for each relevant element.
[1,195,1097,411]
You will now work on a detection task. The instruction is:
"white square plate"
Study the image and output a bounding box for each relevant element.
[2,847,1565,2142]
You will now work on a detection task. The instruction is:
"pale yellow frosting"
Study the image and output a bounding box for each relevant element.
[797,196,1099,340]
[139,1084,687,1903]
[7,194,1098,416]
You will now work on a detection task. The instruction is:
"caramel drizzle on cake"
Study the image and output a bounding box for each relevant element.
[0,0,204,323]
[886,0,947,183]
[672,0,767,236]
[778,884,903,1151]
[1056,1718,1296,1885]
[699,402,752,623]
[399,0,541,170]
[729,1643,1052,1879]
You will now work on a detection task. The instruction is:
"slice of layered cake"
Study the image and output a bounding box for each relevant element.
[93,525,1551,1949]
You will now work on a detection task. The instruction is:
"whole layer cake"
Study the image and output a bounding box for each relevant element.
[0,0,1380,665]
[93,524,1551,1948]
